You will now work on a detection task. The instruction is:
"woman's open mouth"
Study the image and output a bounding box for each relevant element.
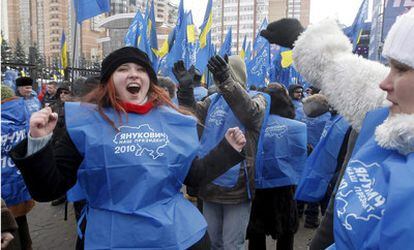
[126,83,141,94]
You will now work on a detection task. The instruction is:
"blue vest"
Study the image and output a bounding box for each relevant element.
[292,100,305,121]
[65,102,207,250]
[333,108,414,250]
[301,112,331,148]
[255,115,307,189]
[199,92,270,189]
[24,93,41,115]
[1,98,32,206]
[295,115,350,202]
[194,86,208,101]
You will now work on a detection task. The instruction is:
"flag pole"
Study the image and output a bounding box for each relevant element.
[71,23,78,84]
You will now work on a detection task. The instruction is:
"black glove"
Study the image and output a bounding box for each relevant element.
[172,61,199,89]
[207,55,231,85]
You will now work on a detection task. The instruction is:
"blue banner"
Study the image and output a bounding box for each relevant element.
[382,0,414,41]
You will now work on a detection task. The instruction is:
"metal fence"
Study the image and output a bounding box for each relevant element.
[1,62,100,92]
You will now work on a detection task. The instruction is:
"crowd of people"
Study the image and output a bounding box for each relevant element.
[1,7,414,250]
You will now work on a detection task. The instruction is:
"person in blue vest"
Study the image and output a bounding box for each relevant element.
[1,85,35,250]
[174,55,268,250]
[9,47,248,250]
[295,93,331,228]
[295,110,351,228]
[292,9,414,249]
[15,76,41,115]
[246,83,307,250]
[287,84,305,120]
[301,93,331,150]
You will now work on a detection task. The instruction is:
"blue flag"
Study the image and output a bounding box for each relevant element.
[124,10,145,48]
[253,18,269,54]
[163,0,189,82]
[145,0,159,71]
[219,27,232,57]
[270,46,307,88]
[195,0,213,73]
[247,38,270,88]
[74,0,110,23]
[124,9,158,71]
[185,11,197,68]
[347,0,369,52]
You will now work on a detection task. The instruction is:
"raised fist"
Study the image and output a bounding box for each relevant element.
[225,127,246,152]
[29,107,58,138]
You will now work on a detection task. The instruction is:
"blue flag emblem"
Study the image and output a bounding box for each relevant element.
[336,159,386,231]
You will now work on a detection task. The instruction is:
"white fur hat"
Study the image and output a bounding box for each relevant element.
[382,8,414,69]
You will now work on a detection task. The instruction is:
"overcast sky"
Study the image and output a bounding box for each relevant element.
[181,0,366,27]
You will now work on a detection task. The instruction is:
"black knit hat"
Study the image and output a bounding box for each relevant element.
[15,77,34,87]
[260,18,304,49]
[100,47,157,84]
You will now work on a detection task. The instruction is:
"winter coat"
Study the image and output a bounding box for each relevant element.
[41,92,58,107]
[178,56,267,204]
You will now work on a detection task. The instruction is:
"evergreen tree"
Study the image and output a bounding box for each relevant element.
[14,39,27,63]
[28,43,44,66]
[1,32,13,62]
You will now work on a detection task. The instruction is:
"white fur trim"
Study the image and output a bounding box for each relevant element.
[292,19,352,89]
[321,54,389,131]
[375,113,414,155]
[292,18,390,131]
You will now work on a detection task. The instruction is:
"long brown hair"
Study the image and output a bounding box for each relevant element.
[83,77,192,130]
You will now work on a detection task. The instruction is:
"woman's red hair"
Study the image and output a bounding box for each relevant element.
[83,77,192,130]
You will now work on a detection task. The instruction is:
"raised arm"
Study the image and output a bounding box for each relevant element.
[207,55,267,130]
[9,108,82,201]
[292,19,390,131]
[174,61,210,123]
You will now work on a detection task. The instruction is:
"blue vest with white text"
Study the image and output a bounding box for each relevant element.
[295,115,350,202]
[333,108,414,250]
[301,112,331,148]
[255,114,307,189]
[65,102,206,250]
[1,98,32,206]
[199,92,269,189]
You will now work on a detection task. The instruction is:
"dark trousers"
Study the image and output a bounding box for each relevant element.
[188,233,211,250]
[248,233,294,250]
[12,215,32,250]
[74,200,86,250]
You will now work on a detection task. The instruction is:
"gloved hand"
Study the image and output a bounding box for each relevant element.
[172,61,200,89]
[207,55,231,85]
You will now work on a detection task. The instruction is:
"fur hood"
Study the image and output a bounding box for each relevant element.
[292,18,414,154]
[375,113,414,155]
[302,94,330,117]
[292,18,390,131]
